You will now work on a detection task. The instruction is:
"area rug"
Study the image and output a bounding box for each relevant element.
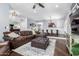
[13,39,56,56]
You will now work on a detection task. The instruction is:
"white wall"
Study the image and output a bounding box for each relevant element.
[64,14,71,35]
[27,18,65,34]
[27,18,36,30]
[20,18,27,31]
[0,4,9,41]
[43,19,65,34]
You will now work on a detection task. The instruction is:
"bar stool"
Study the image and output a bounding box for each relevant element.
[56,30,59,36]
[51,29,53,36]
[46,29,49,35]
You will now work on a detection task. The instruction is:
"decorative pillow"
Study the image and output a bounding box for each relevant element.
[32,30,36,35]
[8,32,20,38]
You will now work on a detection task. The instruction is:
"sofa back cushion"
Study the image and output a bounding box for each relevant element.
[20,31,33,36]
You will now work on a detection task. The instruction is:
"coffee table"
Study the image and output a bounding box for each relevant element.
[31,37,49,50]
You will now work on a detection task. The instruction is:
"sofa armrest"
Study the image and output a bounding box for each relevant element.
[0,41,10,56]
[0,41,9,46]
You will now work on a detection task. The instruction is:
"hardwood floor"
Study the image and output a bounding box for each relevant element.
[8,39,70,56]
[54,39,70,56]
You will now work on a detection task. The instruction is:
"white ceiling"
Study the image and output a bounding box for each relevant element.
[10,3,72,20]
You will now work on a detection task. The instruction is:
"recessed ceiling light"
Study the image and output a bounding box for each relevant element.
[56,5,59,8]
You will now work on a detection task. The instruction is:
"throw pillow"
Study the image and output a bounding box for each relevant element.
[32,30,36,35]
[8,32,20,38]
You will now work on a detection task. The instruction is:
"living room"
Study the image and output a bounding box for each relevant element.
[0,3,77,56]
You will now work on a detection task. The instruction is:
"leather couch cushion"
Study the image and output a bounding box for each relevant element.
[10,36,27,49]
[20,31,32,36]
[25,35,35,39]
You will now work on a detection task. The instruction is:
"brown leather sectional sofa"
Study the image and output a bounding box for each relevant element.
[3,31,36,49]
[2,30,60,55]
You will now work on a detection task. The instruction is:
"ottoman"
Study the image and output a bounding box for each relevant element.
[31,37,49,50]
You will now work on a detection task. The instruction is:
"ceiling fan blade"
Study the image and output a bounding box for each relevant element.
[38,3,45,8]
[33,4,36,9]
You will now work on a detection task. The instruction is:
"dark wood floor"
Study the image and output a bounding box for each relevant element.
[8,39,70,56]
[54,39,70,56]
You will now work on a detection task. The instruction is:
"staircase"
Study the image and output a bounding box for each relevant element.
[71,19,79,34]
[70,3,79,34]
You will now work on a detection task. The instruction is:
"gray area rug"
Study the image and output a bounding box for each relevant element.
[13,39,56,56]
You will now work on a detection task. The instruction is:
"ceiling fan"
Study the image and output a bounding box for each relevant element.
[33,3,45,9]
